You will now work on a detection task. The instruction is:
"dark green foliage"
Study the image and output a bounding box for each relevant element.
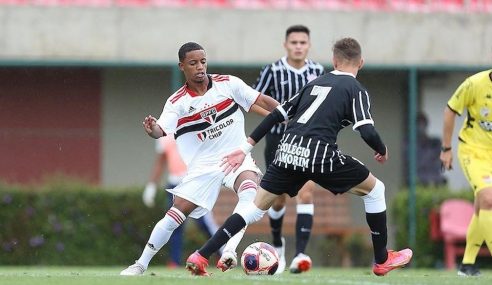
[0,180,207,265]
[391,186,473,268]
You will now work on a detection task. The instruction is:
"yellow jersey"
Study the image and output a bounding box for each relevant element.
[448,69,492,150]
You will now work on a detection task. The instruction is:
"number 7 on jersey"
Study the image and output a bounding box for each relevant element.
[297,85,332,124]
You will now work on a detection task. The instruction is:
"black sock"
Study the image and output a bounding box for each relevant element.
[270,214,284,247]
[198,213,246,258]
[295,213,313,255]
[365,211,388,264]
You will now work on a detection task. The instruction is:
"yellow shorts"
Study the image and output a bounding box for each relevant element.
[458,143,492,194]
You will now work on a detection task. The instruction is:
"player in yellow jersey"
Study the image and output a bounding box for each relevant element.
[440,69,492,277]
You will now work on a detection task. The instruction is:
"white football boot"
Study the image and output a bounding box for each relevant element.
[289,253,312,274]
[274,237,286,274]
[120,261,146,276]
[216,250,238,272]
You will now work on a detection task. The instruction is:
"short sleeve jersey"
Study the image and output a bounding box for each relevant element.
[157,74,260,170]
[447,70,492,150]
[254,57,324,134]
[273,70,374,172]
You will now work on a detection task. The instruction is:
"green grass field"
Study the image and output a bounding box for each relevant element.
[0,266,491,285]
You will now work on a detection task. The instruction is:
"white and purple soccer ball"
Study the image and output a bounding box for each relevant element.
[241,241,279,275]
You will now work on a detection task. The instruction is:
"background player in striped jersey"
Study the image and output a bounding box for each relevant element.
[440,69,492,277]
[186,37,412,277]
[120,42,279,276]
[142,135,220,268]
[253,24,324,274]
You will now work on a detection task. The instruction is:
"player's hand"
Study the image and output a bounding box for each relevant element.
[221,150,246,175]
[440,150,453,171]
[142,115,157,134]
[374,147,388,164]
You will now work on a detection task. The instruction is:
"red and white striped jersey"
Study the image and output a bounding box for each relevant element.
[157,74,260,172]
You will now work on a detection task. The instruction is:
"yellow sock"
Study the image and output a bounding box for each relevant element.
[478,209,492,253]
[462,214,484,264]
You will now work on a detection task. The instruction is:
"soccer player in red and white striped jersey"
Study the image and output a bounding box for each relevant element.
[120,42,279,276]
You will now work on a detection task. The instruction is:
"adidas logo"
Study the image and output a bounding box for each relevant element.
[147,242,157,251]
[189,106,196,113]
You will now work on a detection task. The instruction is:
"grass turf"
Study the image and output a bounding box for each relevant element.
[0,266,490,285]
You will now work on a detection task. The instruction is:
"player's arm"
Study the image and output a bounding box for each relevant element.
[356,124,388,163]
[221,107,287,174]
[440,78,469,170]
[250,94,280,116]
[143,115,165,139]
[249,104,270,117]
[440,106,457,170]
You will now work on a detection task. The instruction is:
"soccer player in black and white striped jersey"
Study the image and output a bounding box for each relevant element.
[187,37,413,277]
[253,25,324,274]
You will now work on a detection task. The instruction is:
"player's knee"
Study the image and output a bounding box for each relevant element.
[361,179,386,213]
[297,185,314,203]
[234,171,260,190]
[237,204,266,224]
[271,195,286,210]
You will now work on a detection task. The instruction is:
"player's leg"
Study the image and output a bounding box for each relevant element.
[268,194,287,273]
[456,144,489,276]
[477,187,492,251]
[268,194,288,275]
[187,165,305,276]
[166,191,185,268]
[349,173,412,276]
[121,196,197,275]
[457,187,492,276]
[264,133,288,273]
[289,181,315,274]
[187,186,278,275]
[218,167,261,271]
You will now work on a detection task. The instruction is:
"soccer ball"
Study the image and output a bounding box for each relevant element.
[241,241,279,275]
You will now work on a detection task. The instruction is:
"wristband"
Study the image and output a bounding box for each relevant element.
[239,141,254,154]
[441,146,452,152]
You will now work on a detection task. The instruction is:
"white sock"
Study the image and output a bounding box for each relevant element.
[296,204,314,215]
[361,179,386,214]
[223,180,257,253]
[268,206,286,219]
[137,207,186,267]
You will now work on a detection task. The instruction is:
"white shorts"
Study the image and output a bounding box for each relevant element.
[167,154,261,219]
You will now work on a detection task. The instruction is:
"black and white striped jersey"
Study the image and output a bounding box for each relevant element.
[254,56,324,134]
[272,70,375,172]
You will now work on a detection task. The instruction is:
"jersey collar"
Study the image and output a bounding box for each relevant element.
[184,75,213,97]
[281,56,309,74]
[331,70,356,78]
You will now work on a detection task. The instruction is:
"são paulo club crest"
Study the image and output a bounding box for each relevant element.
[200,108,217,124]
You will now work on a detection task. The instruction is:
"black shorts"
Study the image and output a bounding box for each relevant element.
[264,133,283,168]
[260,155,370,197]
